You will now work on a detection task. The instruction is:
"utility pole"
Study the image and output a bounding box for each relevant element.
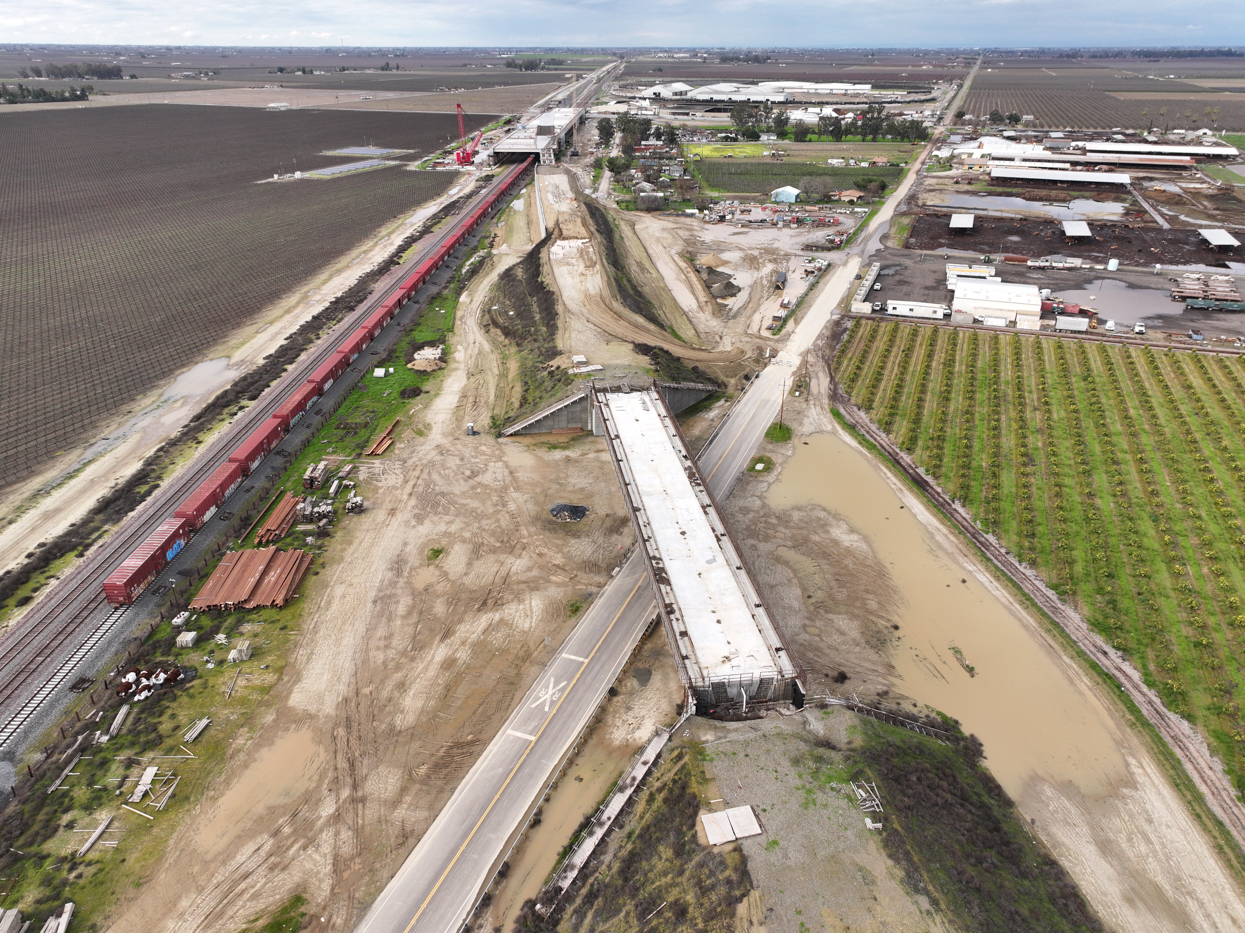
[779,377,787,427]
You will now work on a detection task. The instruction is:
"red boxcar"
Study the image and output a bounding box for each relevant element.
[307,354,347,394]
[175,461,244,529]
[103,516,193,605]
[230,419,284,474]
[340,332,366,363]
[273,382,320,429]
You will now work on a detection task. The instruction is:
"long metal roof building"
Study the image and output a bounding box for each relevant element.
[990,166,1130,185]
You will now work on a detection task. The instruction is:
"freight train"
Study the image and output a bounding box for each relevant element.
[103,158,534,606]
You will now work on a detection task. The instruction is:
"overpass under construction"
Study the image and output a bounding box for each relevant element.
[594,384,802,711]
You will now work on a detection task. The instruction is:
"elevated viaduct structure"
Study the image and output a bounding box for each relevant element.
[500,380,717,437]
[593,384,801,711]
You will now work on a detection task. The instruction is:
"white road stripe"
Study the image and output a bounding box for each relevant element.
[506,730,537,741]
[562,653,588,662]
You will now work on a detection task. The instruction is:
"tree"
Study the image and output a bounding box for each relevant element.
[829,116,846,142]
[860,103,887,141]
[955,109,966,120]
[988,108,1005,124]
[799,176,835,201]
[30,66,42,78]
[597,117,615,149]
[730,102,757,132]
[605,155,631,175]
[858,177,886,198]
[17,68,28,79]
[662,123,678,147]
[817,114,835,139]
[771,110,790,137]
[1006,112,1022,125]
[742,127,761,140]
[791,122,810,142]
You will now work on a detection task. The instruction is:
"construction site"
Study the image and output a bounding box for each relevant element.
[7,53,1245,933]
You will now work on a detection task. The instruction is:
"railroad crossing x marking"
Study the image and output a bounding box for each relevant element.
[530,675,567,713]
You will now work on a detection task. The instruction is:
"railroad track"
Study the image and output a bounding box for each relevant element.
[832,391,1245,850]
[0,163,529,751]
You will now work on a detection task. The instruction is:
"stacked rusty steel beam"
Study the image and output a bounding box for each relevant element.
[244,549,313,608]
[189,547,312,611]
[364,419,400,457]
[256,492,302,544]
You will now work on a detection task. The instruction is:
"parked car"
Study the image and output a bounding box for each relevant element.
[1133,322,1146,335]
[872,302,883,312]
[873,283,882,291]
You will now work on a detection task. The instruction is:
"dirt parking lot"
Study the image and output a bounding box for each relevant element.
[905,211,1241,268]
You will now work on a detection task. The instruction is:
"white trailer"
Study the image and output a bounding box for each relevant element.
[886,300,950,320]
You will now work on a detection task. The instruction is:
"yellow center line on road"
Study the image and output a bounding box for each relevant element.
[403,575,647,933]
[705,391,769,484]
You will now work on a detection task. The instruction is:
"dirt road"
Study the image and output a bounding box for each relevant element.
[102,241,637,933]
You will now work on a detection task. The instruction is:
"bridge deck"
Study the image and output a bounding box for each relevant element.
[596,387,797,709]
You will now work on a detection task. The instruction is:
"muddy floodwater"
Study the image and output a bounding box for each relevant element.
[765,431,1245,931]
[162,356,232,399]
[767,432,1126,799]
[930,194,1128,222]
[1056,278,1181,327]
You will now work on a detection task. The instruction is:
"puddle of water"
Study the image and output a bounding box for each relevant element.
[190,727,321,859]
[1055,277,1180,326]
[490,729,635,930]
[932,194,1128,221]
[162,357,232,400]
[767,433,1127,800]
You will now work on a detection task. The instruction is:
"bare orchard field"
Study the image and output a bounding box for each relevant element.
[0,105,498,486]
[320,83,564,114]
[964,65,1245,130]
[621,53,966,88]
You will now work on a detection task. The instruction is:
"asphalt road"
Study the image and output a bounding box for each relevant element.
[353,559,655,933]
[354,124,937,933]
[353,347,824,933]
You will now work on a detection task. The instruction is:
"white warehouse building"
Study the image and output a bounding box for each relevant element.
[952,279,1042,324]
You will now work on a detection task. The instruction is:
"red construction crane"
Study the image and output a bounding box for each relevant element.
[454,103,482,165]
[456,131,483,166]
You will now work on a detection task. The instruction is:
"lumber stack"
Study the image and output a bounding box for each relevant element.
[189,547,312,610]
[256,492,302,544]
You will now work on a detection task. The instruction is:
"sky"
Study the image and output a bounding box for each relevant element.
[4,0,1244,48]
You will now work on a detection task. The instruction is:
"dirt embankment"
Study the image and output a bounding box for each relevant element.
[536,171,748,375]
